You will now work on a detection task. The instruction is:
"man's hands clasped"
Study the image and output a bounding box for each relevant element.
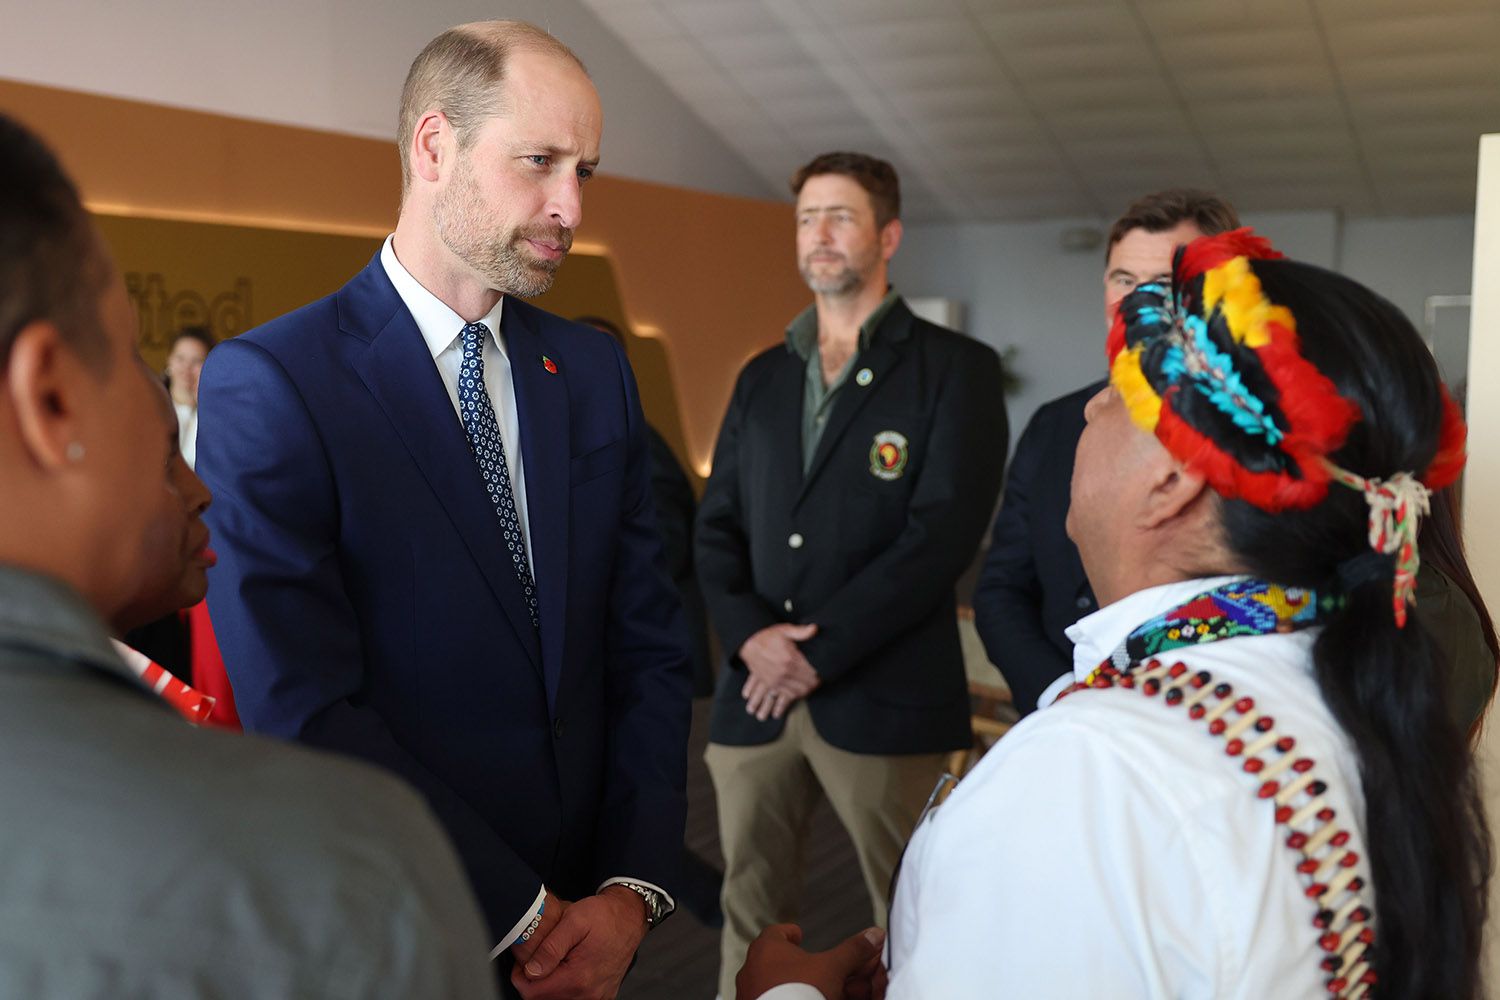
[740,622,821,720]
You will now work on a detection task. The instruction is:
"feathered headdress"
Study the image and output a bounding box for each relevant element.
[1106,227,1468,624]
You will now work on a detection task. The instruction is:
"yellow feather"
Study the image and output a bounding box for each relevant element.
[1112,346,1162,432]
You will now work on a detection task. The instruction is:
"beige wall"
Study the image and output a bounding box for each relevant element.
[1467,133,1500,988]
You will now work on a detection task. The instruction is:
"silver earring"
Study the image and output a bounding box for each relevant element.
[65,442,85,463]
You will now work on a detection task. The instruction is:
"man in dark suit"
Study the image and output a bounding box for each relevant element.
[197,22,691,1000]
[973,190,1240,713]
[696,152,1007,999]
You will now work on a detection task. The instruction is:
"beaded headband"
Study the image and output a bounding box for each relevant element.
[1106,227,1468,626]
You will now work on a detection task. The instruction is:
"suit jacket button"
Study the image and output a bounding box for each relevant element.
[553,717,565,739]
[788,533,804,549]
[1076,596,1093,609]
[784,598,794,613]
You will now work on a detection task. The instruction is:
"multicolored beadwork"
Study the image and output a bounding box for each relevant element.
[1089,579,1340,680]
[1058,660,1377,998]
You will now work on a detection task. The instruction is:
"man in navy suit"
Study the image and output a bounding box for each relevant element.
[973,189,1238,714]
[197,21,691,1000]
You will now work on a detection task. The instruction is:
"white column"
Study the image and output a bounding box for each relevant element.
[1465,133,1500,984]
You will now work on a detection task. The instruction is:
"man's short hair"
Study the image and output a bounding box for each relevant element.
[396,20,586,194]
[790,152,902,229]
[1105,189,1240,259]
[172,326,217,352]
[0,113,110,372]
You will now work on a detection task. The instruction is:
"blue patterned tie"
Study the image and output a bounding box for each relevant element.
[457,322,539,632]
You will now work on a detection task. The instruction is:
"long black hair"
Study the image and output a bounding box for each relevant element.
[1217,259,1490,998]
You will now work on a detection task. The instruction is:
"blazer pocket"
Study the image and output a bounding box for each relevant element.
[569,438,626,487]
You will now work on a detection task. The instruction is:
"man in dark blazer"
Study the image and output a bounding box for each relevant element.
[197,22,691,1000]
[973,190,1239,714]
[696,152,1007,1000]
[971,379,1101,714]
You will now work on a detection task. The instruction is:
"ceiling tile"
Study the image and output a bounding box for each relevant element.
[588,1,685,43]
[1133,0,1314,36]
[1001,40,1162,82]
[664,1,782,36]
[694,30,810,71]
[971,5,1141,47]
[581,0,1496,221]
[1167,63,1339,102]
[1315,0,1500,24]
[884,83,1030,119]
[839,17,992,60]
[1048,106,1196,140]
[860,51,1009,91]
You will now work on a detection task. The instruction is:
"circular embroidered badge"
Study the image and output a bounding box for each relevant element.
[869,430,909,481]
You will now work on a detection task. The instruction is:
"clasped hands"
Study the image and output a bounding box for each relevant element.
[740,622,821,720]
[509,886,648,1000]
[736,923,887,1000]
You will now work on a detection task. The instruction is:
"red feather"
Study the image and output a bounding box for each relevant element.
[1422,387,1467,489]
[1177,228,1284,285]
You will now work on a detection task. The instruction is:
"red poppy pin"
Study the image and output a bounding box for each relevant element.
[542,355,558,374]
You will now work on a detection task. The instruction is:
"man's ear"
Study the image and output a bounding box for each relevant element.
[411,110,451,186]
[1139,459,1210,530]
[880,218,903,262]
[6,320,82,471]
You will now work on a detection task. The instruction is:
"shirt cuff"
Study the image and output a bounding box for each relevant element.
[1036,671,1075,712]
[490,884,548,960]
[597,876,676,914]
[755,986,828,1000]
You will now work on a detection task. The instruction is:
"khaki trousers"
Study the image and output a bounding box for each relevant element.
[705,702,946,1000]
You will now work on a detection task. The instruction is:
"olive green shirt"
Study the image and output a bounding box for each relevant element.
[785,288,901,474]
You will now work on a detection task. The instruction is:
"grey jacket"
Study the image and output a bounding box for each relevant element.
[0,566,497,999]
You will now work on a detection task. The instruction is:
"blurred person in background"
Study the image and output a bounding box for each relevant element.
[165,324,213,469]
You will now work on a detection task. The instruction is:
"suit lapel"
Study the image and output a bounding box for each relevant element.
[797,338,902,504]
[502,303,570,709]
[341,261,543,672]
[763,353,808,497]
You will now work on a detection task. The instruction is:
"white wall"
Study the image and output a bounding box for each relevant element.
[894,211,1477,446]
[0,0,776,201]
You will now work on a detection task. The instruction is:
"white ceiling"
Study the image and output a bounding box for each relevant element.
[580,0,1500,223]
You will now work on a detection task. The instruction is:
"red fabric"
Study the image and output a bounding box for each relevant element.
[188,601,242,731]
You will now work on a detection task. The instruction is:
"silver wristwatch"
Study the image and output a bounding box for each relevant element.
[615,881,671,929]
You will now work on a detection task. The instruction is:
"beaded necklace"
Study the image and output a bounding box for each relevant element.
[1058,579,1377,999]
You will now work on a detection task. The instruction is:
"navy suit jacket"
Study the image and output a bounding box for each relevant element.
[972,380,1103,715]
[197,255,692,939]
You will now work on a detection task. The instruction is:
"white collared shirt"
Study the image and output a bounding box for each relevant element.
[379,235,533,564]
[809,576,1371,1000]
[175,402,198,470]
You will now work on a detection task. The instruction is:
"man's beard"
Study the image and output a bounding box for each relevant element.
[434,162,572,298]
[800,252,870,296]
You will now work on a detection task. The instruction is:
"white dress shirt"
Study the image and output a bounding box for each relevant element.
[760,577,1374,1000]
[175,401,198,470]
[380,235,533,564]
